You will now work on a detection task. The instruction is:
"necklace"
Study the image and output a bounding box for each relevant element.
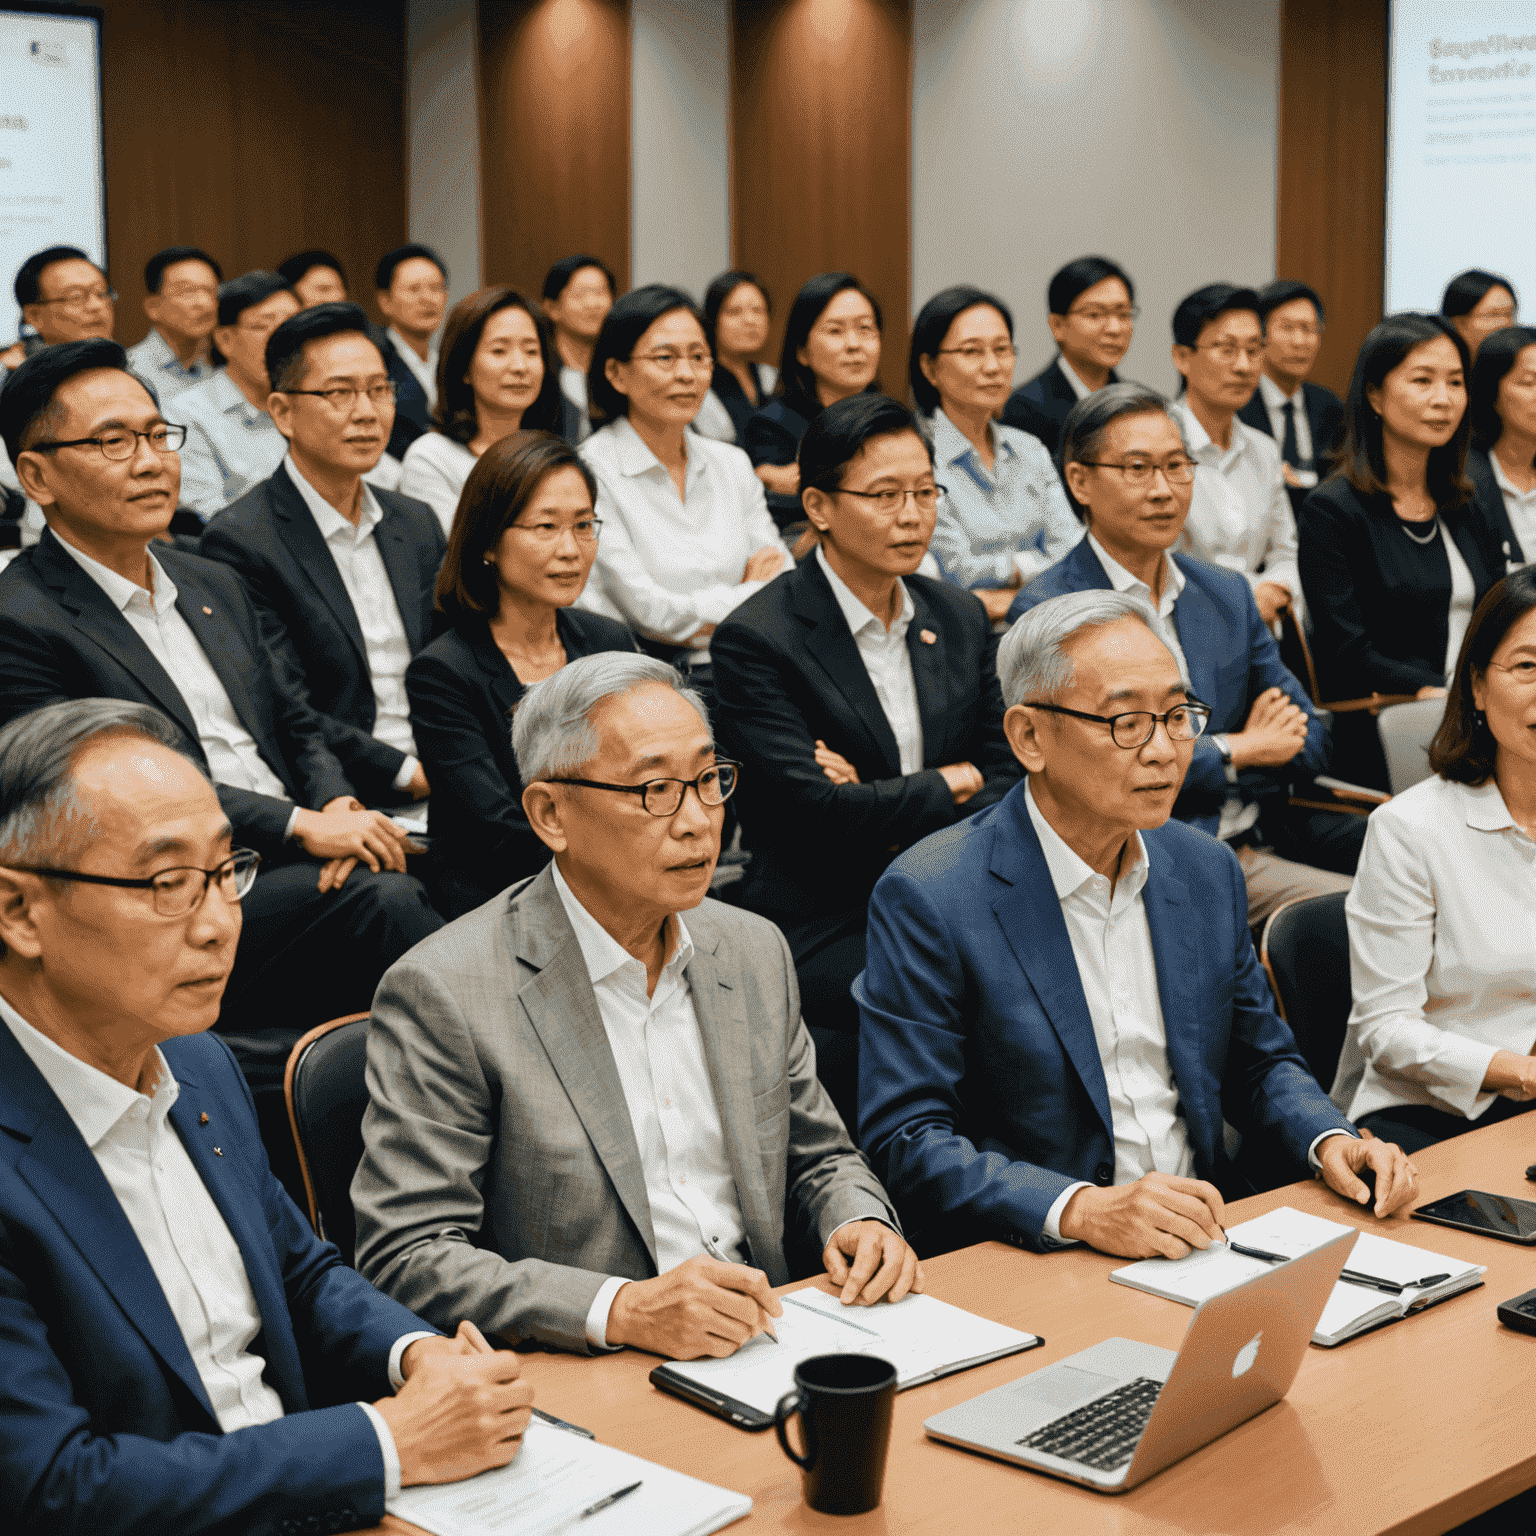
[1400,513,1439,546]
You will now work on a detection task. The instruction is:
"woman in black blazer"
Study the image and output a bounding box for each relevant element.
[407,431,636,917]
[1465,323,1536,570]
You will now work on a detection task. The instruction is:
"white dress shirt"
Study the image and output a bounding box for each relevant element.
[172,370,288,518]
[1441,522,1476,679]
[1059,357,1098,401]
[387,327,438,410]
[285,456,419,791]
[1490,452,1536,570]
[1256,373,1316,470]
[399,431,477,538]
[816,545,923,773]
[560,364,592,443]
[126,327,216,403]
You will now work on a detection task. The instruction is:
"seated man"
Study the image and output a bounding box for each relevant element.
[1010,382,1363,921]
[278,247,351,308]
[7,244,117,364]
[0,339,443,1199]
[0,698,533,1535]
[373,243,448,462]
[125,245,222,402]
[200,303,444,808]
[857,590,1417,1258]
[353,653,922,1357]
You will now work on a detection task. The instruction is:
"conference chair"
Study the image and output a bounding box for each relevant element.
[1259,892,1352,1105]
[1374,696,1446,796]
[284,1012,371,1266]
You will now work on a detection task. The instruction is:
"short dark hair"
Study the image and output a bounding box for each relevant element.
[798,392,933,495]
[541,254,617,304]
[1469,324,1536,453]
[15,246,97,308]
[1171,283,1263,348]
[434,286,563,444]
[1430,568,1536,784]
[776,272,883,417]
[909,285,1013,414]
[277,248,347,291]
[1256,279,1325,325]
[701,270,769,357]
[144,246,222,295]
[1059,382,1188,525]
[1335,312,1472,508]
[586,284,704,428]
[376,243,447,293]
[265,301,379,394]
[437,431,598,621]
[0,337,140,466]
[1441,268,1518,319]
[217,270,293,328]
[1047,257,1134,318]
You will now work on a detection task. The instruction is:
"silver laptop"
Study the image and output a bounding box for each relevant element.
[925,1228,1355,1493]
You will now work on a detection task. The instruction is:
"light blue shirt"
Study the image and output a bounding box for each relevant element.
[927,408,1081,589]
[125,328,216,403]
[171,370,286,518]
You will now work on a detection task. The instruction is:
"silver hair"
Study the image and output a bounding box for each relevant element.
[511,652,711,786]
[1059,380,1190,471]
[997,590,1186,708]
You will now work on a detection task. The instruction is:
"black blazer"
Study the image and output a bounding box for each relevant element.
[406,609,638,916]
[711,555,1020,924]
[1002,359,1117,458]
[709,363,775,444]
[370,323,431,462]
[0,528,352,858]
[1237,379,1345,470]
[1297,475,1504,698]
[743,397,813,530]
[1466,447,1527,568]
[200,464,446,799]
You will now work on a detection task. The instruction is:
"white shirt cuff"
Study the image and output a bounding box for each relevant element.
[358,1400,403,1500]
[1042,1182,1092,1245]
[283,806,301,842]
[388,1331,440,1389]
[585,1276,631,1350]
[392,754,420,794]
[1308,1128,1355,1169]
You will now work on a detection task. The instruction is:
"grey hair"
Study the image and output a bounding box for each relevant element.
[0,699,201,867]
[511,652,711,786]
[1059,381,1190,475]
[998,590,1186,708]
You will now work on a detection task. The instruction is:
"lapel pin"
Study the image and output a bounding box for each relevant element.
[919,628,937,645]
[202,606,213,616]
[199,1112,209,1125]
[213,1146,223,1156]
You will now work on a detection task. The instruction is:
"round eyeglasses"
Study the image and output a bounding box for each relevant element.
[4,848,261,917]
[546,761,739,817]
[1022,700,1212,749]
[31,424,187,462]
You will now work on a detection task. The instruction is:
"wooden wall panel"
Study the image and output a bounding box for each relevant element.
[731,0,911,375]
[478,0,630,299]
[1276,0,1388,397]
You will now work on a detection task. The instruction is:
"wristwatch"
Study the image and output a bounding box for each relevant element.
[1212,733,1239,784]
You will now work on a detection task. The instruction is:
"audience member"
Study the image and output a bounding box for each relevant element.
[1013,384,1358,919]
[1170,283,1298,626]
[692,270,777,444]
[10,245,115,360]
[1002,256,1135,456]
[399,285,564,536]
[407,433,636,918]
[911,284,1079,621]
[1466,323,1536,569]
[277,247,350,307]
[355,654,919,1354]
[712,394,1018,1123]
[857,590,1417,1257]
[199,303,445,808]
[577,285,785,674]
[542,253,618,445]
[0,340,442,1200]
[126,245,222,401]
[745,271,883,530]
[173,270,300,517]
[1441,268,1519,360]
[0,698,534,1535]
[374,243,449,461]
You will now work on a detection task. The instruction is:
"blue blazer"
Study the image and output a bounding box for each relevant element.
[1008,540,1328,836]
[0,1025,433,1534]
[855,782,1352,1251]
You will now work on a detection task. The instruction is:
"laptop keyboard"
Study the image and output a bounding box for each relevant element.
[1016,1376,1163,1472]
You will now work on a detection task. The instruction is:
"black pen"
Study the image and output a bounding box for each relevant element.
[1224,1235,1291,1264]
[1340,1269,1452,1296]
[578,1481,643,1520]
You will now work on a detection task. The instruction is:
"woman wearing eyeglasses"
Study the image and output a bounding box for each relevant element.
[711,393,1020,1126]
[405,432,638,917]
[1441,268,1519,362]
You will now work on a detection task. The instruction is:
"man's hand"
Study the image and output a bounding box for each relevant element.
[1057,1172,1226,1259]
[1229,686,1309,769]
[814,739,860,785]
[823,1221,924,1306]
[756,461,800,498]
[292,801,417,890]
[744,545,785,583]
[606,1255,783,1359]
[1253,581,1290,627]
[1316,1134,1418,1217]
[1484,1048,1536,1102]
[976,586,1019,623]
[938,761,984,804]
[408,763,430,800]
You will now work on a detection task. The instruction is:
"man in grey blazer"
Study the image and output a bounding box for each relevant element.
[353,653,920,1358]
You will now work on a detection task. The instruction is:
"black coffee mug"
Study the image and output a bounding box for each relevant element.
[773,1352,897,1516]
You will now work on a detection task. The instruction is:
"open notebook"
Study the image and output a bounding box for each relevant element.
[1111,1206,1485,1346]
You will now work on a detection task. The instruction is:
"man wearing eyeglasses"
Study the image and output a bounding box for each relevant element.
[354,651,921,1358]
[200,303,445,809]
[857,589,1417,1259]
[9,244,116,357]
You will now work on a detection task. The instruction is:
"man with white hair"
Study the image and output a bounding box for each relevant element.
[353,652,921,1359]
[856,590,1417,1259]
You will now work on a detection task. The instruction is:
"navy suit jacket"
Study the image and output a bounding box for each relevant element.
[1002,360,1118,459]
[371,323,431,463]
[0,1025,433,1534]
[855,783,1352,1251]
[1009,540,1328,836]
[1236,379,1344,470]
[1466,447,1526,568]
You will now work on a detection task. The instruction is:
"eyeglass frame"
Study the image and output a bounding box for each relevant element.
[627,348,713,373]
[935,343,1018,362]
[29,424,187,462]
[280,382,399,410]
[1019,699,1213,749]
[504,513,603,544]
[1064,303,1140,326]
[1190,340,1265,364]
[1075,456,1196,486]
[544,760,741,817]
[831,484,948,510]
[32,285,117,310]
[2,847,262,916]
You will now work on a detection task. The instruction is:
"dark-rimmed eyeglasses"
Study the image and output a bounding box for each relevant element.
[30,424,187,462]
[281,382,398,411]
[34,285,116,310]
[4,848,261,917]
[834,485,946,511]
[1076,457,1196,486]
[546,761,739,817]
[1022,700,1212,749]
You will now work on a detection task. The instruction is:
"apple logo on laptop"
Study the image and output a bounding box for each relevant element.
[1232,1332,1262,1378]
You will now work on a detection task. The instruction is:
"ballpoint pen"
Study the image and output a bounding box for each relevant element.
[577,1481,643,1520]
[1219,1239,1451,1296]
[702,1233,779,1342]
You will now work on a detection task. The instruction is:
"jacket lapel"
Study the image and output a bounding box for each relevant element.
[906,582,950,766]
[1168,563,1223,707]
[268,464,369,668]
[468,620,525,719]
[372,500,427,652]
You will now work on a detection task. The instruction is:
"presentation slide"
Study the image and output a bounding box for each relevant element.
[0,8,103,342]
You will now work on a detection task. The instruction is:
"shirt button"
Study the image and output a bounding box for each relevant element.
[1095,1163,1113,1184]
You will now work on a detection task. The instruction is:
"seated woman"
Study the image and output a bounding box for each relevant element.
[1466,323,1536,570]
[400,286,564,537]
[1441,268,1518,362]
[1343,569,1536,1151]
[405,431,636,918]
[691,270,778,445]
[1299,313,1503,787]
[577,284,786,680]
[711,393,1020,1123]
[744,271,882,531]
[911,284,1080,623]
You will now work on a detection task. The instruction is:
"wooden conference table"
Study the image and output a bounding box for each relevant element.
[373,1113,1536,1536]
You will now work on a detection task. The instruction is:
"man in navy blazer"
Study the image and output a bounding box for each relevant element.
[0,700,532,1535]
[856,592,1416,1257]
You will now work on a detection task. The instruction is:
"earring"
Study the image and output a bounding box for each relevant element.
[483,555,495,566]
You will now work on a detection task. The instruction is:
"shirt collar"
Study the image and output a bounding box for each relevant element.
[1463,777,1520,832]
[284,453,382,543]
[57,536,178,618]
[146,328,210,375]
[1086,532,1185,611]
[549,859,694,988]
[816,543,914,639]
[210,368,263,421]
[1489,452,1536,501]
[606,414,706,489]
[930,408,1014,473]
[1023,779,1149,902]
[1059,357,1097,401]
[388,326,438,377]
[1258,372,1300,410]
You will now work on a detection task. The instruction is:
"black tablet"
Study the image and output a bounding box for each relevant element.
[1411,1189,1536,1244]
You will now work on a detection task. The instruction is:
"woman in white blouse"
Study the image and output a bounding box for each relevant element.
[1466,324,1536,570]
[399,286,564,536]
[577,284,787,672]
[1344,568,1536,1150]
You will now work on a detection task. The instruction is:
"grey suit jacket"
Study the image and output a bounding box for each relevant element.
[351,865,897,1354]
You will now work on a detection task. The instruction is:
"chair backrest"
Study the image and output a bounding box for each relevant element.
[1277,604,1321,707]
[1260,892,1351,1095]
[284,1013,371,1265]
[1376,696,1448,796]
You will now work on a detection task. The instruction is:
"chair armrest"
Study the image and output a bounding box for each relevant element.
[1311,774,1391,806]
[1320,692,1420,715]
